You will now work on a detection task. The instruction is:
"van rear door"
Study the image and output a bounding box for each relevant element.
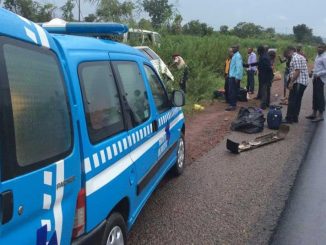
[0,35,80,245]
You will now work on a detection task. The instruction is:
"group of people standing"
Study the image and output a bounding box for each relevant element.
[224,44,275,111]
[224,42,326,123]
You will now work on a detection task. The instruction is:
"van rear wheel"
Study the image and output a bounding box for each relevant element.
[170,132,185,176]
[101,212,127,245]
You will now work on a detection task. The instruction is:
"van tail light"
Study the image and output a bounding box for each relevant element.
[72,188,86,238]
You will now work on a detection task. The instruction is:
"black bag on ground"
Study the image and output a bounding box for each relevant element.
[213,90,224,99]
[231,107,265,134]
[237,88,248,102]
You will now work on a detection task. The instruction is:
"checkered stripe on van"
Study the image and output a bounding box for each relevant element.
[158,107,181,127]
[83,124,153,174]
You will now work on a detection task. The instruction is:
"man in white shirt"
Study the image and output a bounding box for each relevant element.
[306,43,326,122]
[246,47,257,94]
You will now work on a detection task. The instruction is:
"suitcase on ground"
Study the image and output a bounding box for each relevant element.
[267,106,282,129]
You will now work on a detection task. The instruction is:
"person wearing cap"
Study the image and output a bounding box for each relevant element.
[170,53,187,92]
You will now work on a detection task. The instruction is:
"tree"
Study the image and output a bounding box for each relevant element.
[183,20,213,37]
[60,0,75,22]
[138,18,153,30]
[265,27,275,36]
[313,35,323,44]
[96,0,134,23]
[4,0,39,20]
[220,25,228,34]
[171,14,182,35]
[232,22,264,38]
[142,0,173,29]
[293,24,313,43]
[84,14,97,22]
[4,0,56,22]
[36,3,56,22]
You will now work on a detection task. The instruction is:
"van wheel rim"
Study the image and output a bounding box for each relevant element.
[178,138,185,168]
[107,226,124,245]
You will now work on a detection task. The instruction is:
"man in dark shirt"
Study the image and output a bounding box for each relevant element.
[254,44,270,99]
[244,45,274,109]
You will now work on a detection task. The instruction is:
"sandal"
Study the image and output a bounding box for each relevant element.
[311,118,324,123]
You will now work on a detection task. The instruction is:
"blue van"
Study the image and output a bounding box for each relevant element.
[0,8,185,245]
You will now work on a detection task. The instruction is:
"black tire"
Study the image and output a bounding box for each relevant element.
[101,212,127,245]
[170,132,185,176]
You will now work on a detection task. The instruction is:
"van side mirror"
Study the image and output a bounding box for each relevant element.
[171,90,185,107]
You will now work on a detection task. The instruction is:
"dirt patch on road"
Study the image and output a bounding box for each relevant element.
[185,78,284,164]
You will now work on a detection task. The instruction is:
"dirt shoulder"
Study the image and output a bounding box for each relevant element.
[185,78,283,164]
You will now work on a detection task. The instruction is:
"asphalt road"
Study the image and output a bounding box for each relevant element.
[128,81,317,245]
[270,88,326,245]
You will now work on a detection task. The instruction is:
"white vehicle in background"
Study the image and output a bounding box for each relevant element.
[134,46,174,82]
[125,29,162,47]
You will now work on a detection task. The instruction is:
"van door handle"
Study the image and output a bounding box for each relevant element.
[152,120,158,132]
[1,190,13,224]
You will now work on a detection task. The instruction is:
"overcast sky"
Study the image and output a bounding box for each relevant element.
[53,0,325,37]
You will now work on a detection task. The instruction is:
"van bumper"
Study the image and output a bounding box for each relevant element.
[71,220,106,245]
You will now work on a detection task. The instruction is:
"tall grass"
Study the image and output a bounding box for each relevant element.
[151,34,317,103]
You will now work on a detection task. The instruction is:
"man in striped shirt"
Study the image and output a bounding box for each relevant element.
[282,46,310,124]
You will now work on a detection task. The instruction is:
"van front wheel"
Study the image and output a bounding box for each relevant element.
[170,132,185,176]
[101,212,127,245]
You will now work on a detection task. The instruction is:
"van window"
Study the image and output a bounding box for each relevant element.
[78,62,124,144]
[112,62,150,127]
[144,65,169,113]
[0,37,73,180]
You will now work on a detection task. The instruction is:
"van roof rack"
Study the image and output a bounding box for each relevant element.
[38,18,128,36]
